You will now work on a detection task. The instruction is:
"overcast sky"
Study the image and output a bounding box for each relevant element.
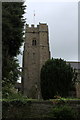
[18,0,78,67]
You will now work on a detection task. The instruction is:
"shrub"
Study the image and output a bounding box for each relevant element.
[49,105,77,120]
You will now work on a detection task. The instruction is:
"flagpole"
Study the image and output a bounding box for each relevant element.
[33,10,35,25]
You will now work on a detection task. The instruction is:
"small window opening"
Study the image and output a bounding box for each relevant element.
[32,40,36,46]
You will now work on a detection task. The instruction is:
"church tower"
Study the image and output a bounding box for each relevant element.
[22,23,50,99]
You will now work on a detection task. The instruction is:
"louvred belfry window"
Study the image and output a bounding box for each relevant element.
[32,39,36,46]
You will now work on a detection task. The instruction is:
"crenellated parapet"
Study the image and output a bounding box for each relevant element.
[25,23,48,33]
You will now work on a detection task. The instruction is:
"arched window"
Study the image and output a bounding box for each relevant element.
[32,40,34,45]
[32,39,36,46]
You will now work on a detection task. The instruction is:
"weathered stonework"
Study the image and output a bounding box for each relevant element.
[76,70,80,98]
[22,23,50,99]
[67,62,80,98]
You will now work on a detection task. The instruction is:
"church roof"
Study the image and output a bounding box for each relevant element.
[67,61,80,70]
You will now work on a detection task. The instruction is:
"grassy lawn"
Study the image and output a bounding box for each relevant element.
[1,97,80,102]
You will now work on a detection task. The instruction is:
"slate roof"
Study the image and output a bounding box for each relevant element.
[67,61,80,70]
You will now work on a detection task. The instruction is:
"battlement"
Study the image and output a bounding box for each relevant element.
[26,23,48,28]
[26,24,37,28]
[26,23,48,33]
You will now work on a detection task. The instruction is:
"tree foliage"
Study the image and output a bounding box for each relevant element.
[2,2,26,97]
[49,105,77,120]
[2,57,20,86]
[2,2,26,57]
[40,58,76,99]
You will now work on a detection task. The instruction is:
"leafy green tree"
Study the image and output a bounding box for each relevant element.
[2,2,26,97]
[40,58,76,99]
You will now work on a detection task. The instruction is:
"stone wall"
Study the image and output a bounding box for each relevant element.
[2,100,80,119]
[76,70,80,98]
[76,82,80,98]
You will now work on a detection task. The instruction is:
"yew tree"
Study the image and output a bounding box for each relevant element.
[40,58,76,99]
[2,2,26,97]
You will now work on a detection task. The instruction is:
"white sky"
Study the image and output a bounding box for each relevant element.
[18,0,78,67]
[25,0,79,2]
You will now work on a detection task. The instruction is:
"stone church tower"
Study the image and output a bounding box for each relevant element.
[22,23,50,99]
